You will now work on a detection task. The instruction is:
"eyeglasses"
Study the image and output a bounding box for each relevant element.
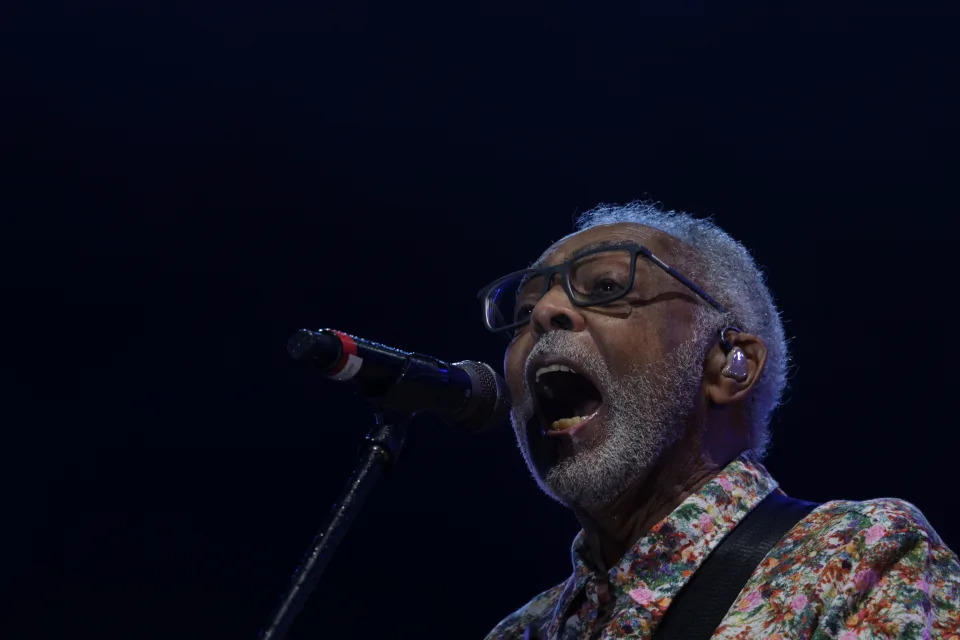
[478,242,728,334]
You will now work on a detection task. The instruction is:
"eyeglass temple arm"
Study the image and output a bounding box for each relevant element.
[641,249,729,314]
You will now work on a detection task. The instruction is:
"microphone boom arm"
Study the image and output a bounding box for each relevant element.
[258,410,408,640]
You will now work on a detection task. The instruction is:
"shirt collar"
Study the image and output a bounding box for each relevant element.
[546,453,780,637]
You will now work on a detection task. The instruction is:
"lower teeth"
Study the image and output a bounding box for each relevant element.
[551,416,587,430]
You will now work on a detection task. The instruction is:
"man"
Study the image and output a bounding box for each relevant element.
[479,203,959,639]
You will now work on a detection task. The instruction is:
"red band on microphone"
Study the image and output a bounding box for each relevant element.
[329,331,362,380]
[330,330,357,373]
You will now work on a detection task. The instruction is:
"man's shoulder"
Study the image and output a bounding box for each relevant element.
[801,496,946,547]
[717,496,960,638]
[762,495,958,579]
[483,581,567,640]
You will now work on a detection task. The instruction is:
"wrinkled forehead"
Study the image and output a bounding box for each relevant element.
[532,222,680,268]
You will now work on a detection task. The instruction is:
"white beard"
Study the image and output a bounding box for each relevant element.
[510,327,710,510]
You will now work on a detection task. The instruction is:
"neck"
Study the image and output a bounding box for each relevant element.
[573,423,743,570]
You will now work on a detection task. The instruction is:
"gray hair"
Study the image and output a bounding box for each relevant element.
[574,201,788,460]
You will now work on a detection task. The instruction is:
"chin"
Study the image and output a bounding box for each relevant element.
[540,472,622,511]
[537,426,673,511]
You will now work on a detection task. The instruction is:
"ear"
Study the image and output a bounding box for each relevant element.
[703,331,767,406]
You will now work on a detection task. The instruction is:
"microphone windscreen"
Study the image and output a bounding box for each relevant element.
[286,329,342,370]
[452,361,512,434]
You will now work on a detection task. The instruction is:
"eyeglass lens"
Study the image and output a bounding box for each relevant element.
[485,248,634,330]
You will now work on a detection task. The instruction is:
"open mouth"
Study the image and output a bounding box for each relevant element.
[531,362,604,433]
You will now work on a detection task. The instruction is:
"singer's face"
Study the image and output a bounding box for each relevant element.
[503,223,707,508]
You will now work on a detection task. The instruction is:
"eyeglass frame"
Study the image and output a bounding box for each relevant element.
[477,242,729,334]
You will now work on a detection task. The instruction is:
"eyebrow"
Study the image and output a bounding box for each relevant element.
[531,239,635,269]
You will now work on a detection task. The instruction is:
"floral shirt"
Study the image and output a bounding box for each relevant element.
[486,455,960,639]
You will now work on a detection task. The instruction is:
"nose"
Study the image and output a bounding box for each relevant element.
[530,285,587,335]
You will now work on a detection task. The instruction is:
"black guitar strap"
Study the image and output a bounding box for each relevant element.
[652,491,820,640]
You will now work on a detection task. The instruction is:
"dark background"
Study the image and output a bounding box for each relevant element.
[2,3,959,638]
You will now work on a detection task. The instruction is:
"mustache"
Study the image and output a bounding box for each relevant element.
[523,331,604,390]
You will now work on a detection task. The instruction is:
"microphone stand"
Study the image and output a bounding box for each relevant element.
[259,410,408,640]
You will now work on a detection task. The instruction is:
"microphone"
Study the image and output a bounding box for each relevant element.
[286,329,510,433]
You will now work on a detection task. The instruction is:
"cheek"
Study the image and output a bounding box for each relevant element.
[664,306,699,348]
[593,317,673,375]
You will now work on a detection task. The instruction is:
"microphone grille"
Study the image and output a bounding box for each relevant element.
[452,361,511,434]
